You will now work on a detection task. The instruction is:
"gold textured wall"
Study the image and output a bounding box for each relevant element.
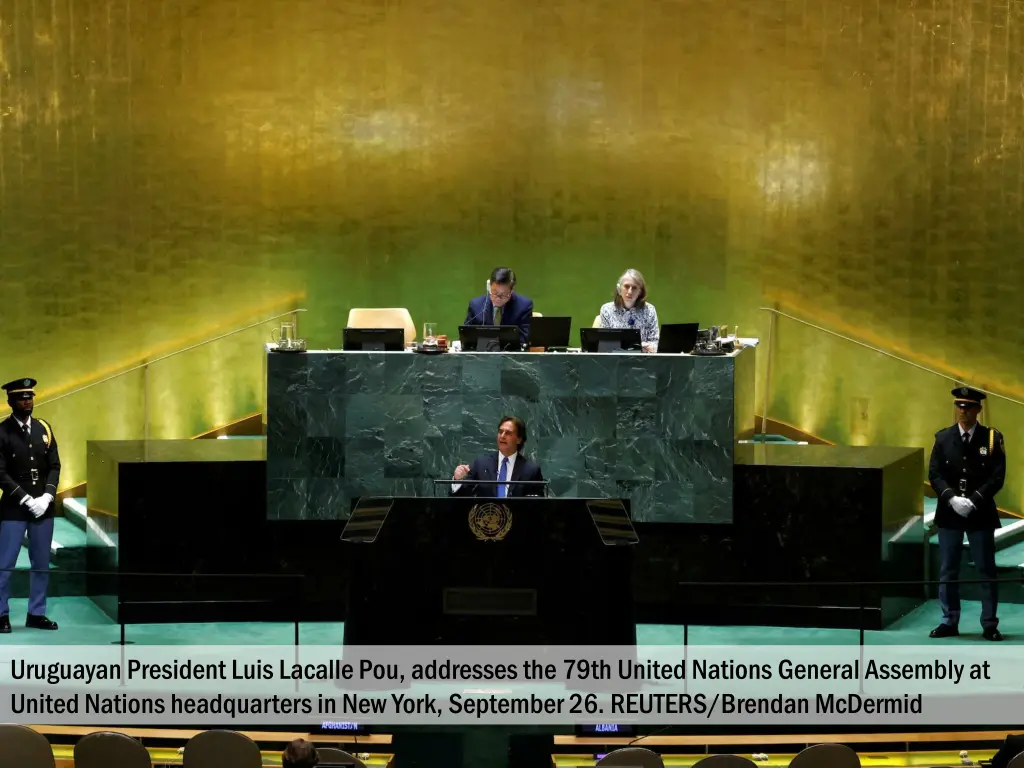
[1,0,1021,510]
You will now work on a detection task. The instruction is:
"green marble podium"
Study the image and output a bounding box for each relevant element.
[266,345,755,523]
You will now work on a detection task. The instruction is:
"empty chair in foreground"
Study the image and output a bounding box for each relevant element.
[74,731,152,768]
[0,724,55,768]
[691,755,757,768]
[182,729,262,768]
[789,743,861,768]
[596,747,664,768]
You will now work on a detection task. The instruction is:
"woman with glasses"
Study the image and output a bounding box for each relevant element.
[598,269,659,352]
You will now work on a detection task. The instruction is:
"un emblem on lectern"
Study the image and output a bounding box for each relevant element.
[468,503,512,541]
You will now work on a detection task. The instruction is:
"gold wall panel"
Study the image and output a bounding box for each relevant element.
[768,314,1024,516]
[0,0,1020,511]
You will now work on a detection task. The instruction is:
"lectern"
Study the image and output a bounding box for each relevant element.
[340,496,637,646]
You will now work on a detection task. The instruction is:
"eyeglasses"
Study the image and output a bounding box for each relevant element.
[489,290,511,300]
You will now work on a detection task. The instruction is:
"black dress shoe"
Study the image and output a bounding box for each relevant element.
[0,614,10,634]
[929,624,959,638]
[983,628,1004,641]
[25,614,58,630]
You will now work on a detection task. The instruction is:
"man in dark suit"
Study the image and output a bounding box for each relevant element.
[928,385,1006,641]
[464,267,534,347]
[991,733,1024,768]
[0,378,61,633]
[450,415,544,498]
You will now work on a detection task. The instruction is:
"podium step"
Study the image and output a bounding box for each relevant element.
[50,517,87,554]
[925,497,1024,550]
[62,497,88,532]
[60,497,118,548]
[739,434,804,444]
[9,549,84,599]
[995,540,1024,570]
[12,518,85,565]
[15,547,56,571]
[8,507,93,599]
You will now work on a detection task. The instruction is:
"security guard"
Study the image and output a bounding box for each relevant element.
[0,378,60,633]
[928,386,1006,641]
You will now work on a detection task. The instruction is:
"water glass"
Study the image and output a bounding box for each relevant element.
[423,323,438,346]
[272,322,295,346]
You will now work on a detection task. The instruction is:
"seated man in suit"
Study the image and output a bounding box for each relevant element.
[450,415,544,497]
[992,733,1024,768]
[464,267,534,347]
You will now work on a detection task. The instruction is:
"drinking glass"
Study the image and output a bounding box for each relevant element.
[423,323,438,347]
[271,322,295,346]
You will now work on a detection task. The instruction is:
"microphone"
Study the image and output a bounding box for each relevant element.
[463,301,499,352]
[467,291,506,325]
[466,302,492,325]
[466,279,495,325]
[468,278,496,326]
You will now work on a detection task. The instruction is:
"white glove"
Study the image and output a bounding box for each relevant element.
[27,498,46,518]
[949,496,973,517]
[31,495,52,518]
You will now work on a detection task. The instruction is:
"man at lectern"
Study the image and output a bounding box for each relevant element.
[450,415,544,498]
[927,386,1005,641]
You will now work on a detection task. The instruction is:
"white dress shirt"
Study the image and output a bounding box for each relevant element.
[959,423,977,442]
[452,451,518,495]
[496,451,518,494]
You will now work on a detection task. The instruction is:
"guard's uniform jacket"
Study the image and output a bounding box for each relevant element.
[0,415,61,522]
[928,423,1005,531]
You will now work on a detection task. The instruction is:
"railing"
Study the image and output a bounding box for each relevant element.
[0,566,308,645]
[34,307,305,493]
[39,308,306,409]
[674,575,1024,647]
[2,565,1019,647]
[758,306,1023,515]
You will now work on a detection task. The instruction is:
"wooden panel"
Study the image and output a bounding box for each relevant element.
[31,723,391,744]
[555,730,1014,746]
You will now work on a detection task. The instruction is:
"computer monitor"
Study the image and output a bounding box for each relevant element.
[580,327,642,353]
[657,323,699,354]
[459,325,521,352]
[528,316,572,349]
[343,327,405,352]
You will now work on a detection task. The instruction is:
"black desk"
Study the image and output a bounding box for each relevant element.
[341,497,637,646]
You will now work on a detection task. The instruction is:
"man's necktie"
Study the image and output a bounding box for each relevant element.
[497,456,508,498]
[494,306,503,326]
[963,431,971,447]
